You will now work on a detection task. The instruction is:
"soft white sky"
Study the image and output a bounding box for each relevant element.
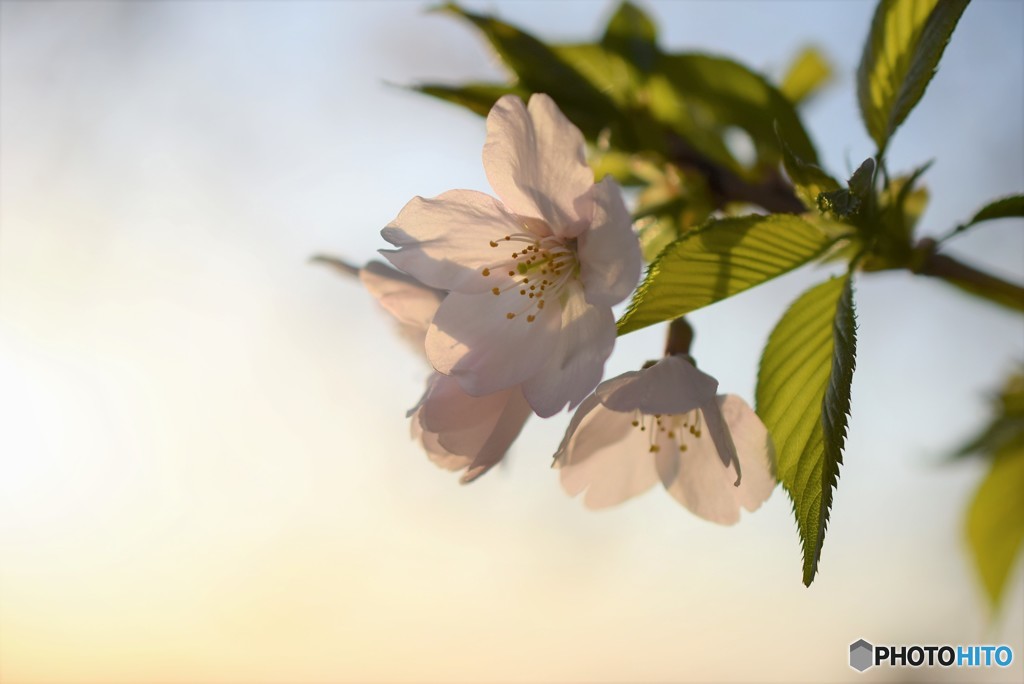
[1,1,1022,682]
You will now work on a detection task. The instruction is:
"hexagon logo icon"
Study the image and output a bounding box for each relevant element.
[850,639,874,672]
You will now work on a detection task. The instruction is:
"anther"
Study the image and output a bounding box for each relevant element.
[527,315,536,322]
[506,313,515,319]
[482,268,490,276]
[492,288,500,295]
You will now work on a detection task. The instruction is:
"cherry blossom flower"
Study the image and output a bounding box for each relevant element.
[356,260,530,483]
[554,355,776,524]
[380,93,642,418]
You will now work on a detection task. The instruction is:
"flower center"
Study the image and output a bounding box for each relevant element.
[630,410,703,453]
[479,231,579,323]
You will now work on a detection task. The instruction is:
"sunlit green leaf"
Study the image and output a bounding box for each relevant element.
[617,214,833,334]
[954,372,1024,606]
[857,0,970,153]
[967,443,1024,608]
[757,275,857,586]
[780,46,833,105]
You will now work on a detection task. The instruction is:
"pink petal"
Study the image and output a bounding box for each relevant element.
[380,189,526,294]
[660,415,745,525]
[482,94,594,237]
[659,395,776,524]
[555,394,660,509]
[701,396,742,480]
[410,405,472,473]
[419,374,506,446]
[412,374,531,484]
[520,282,615,417]
[359,260,444,335]
[425,290,560,397]
[461,388,532,484]
[717,394,777,512]
[578,177,642,307]
[597,355,719,415]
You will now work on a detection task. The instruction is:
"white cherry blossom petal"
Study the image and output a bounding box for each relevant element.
[555,395,661,509]
[411,413,472,473]
[521,282,616,417]
[557,359,776,523]
[578,177,642,307]
[412,374,532,484]
[597,355,719,415]
[701,396,742,482]
[381,189,530,293]
[382,95,639,409]
[483,94,594,237]
[359,260,443,335]
[460,389,532,483]
[660,414,747,525]
[718,394,777,512]
[425,290,561,396]
[419,374,505,446]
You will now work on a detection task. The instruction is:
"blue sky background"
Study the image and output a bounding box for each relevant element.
[1,1,1022,682]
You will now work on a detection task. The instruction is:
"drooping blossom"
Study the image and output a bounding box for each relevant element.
[355,260,531,483]
[554,355,776,524]
[380,93,642,418]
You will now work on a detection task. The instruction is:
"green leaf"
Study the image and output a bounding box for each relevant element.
[818,158,876,219]
[617,214,834,334]
[957,371,1024,608]
[968,194,1024,228]
[756,275,857,586]
[437,3,620,139]
[655,53,820,166]
[780,46,833,105]
[413,83,525,117]
[601,1,658,74]
[857,0,970,153]
[955,372,1024,460]
[847,158,876,198]
[875,162,932,257]
[966,444,1024,608]
[777,123,840,211]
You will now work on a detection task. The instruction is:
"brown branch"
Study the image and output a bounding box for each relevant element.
[912,239,1024,312]
[666,134,805,214]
